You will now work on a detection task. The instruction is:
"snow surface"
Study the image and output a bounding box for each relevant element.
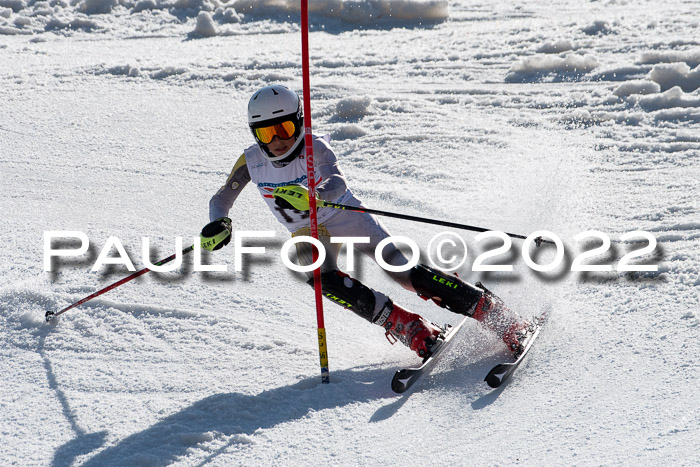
[2,0,699,465]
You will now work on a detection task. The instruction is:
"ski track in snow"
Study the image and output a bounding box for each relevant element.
[1,0,699,465]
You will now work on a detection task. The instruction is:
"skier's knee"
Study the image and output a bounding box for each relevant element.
[307,270,389,322]
[409,264,483,316]
[379,247,413,288]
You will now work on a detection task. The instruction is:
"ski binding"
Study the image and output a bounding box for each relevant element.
[484,323,542,388]
[391,315,470,393]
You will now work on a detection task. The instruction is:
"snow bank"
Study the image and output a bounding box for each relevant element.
[536,39,576,54]
[613,80,661,97]
[506,54,599,81]
[232,0,449,23]
[648,62,700,92]
[638,50,700,68]
[213,6,242,24]
[510,54,599,74]
[581,20,614,35]
[370,0,448,21]
[96,62,196,79]
[0,24,30,34]
[103,64,142,77]
[45,16,100,31]
[632,86,700,111]
[150,66,188,79]
[78,0,117,15]
[0,0,24,13]
[0,0,448,36]
[333,123,368,139]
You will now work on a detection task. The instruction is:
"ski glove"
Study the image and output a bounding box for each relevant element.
[200,217,232,251]
[273,185,325,211]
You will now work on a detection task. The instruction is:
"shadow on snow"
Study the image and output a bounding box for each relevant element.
[61,357,501,466]
[6,292,503,465]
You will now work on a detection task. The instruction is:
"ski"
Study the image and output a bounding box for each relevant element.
[391,315,471,393]
[484,323,542,388]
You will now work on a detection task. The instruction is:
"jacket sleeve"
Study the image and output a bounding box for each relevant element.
[209,153,251,222]
[314,139,348,203]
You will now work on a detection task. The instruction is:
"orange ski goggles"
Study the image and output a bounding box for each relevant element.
[253,120,297,144]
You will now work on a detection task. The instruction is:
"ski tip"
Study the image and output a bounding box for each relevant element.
[484,374,503,389]
[391,370,413,394]
[484,363,512,389]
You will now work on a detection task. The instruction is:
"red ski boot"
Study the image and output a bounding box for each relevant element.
[472,283,532,358]
[373,301,442,360]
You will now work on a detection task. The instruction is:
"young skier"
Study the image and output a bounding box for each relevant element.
[202,84,533,360]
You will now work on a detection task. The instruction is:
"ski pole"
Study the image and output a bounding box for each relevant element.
[45,244,194,322]
[320,201,553,246]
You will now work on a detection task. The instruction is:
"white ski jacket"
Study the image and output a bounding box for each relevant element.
[209,135,361,232]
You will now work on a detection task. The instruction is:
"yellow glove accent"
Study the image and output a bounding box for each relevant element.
[200,217,232,251]
[273,185,325,211]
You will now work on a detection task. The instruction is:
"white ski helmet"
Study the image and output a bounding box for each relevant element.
[248,85,304,162]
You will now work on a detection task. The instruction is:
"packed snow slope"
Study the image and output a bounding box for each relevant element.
[1,0,699,465]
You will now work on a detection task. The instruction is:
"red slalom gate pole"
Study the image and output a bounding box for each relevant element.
[300,1,329,383]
